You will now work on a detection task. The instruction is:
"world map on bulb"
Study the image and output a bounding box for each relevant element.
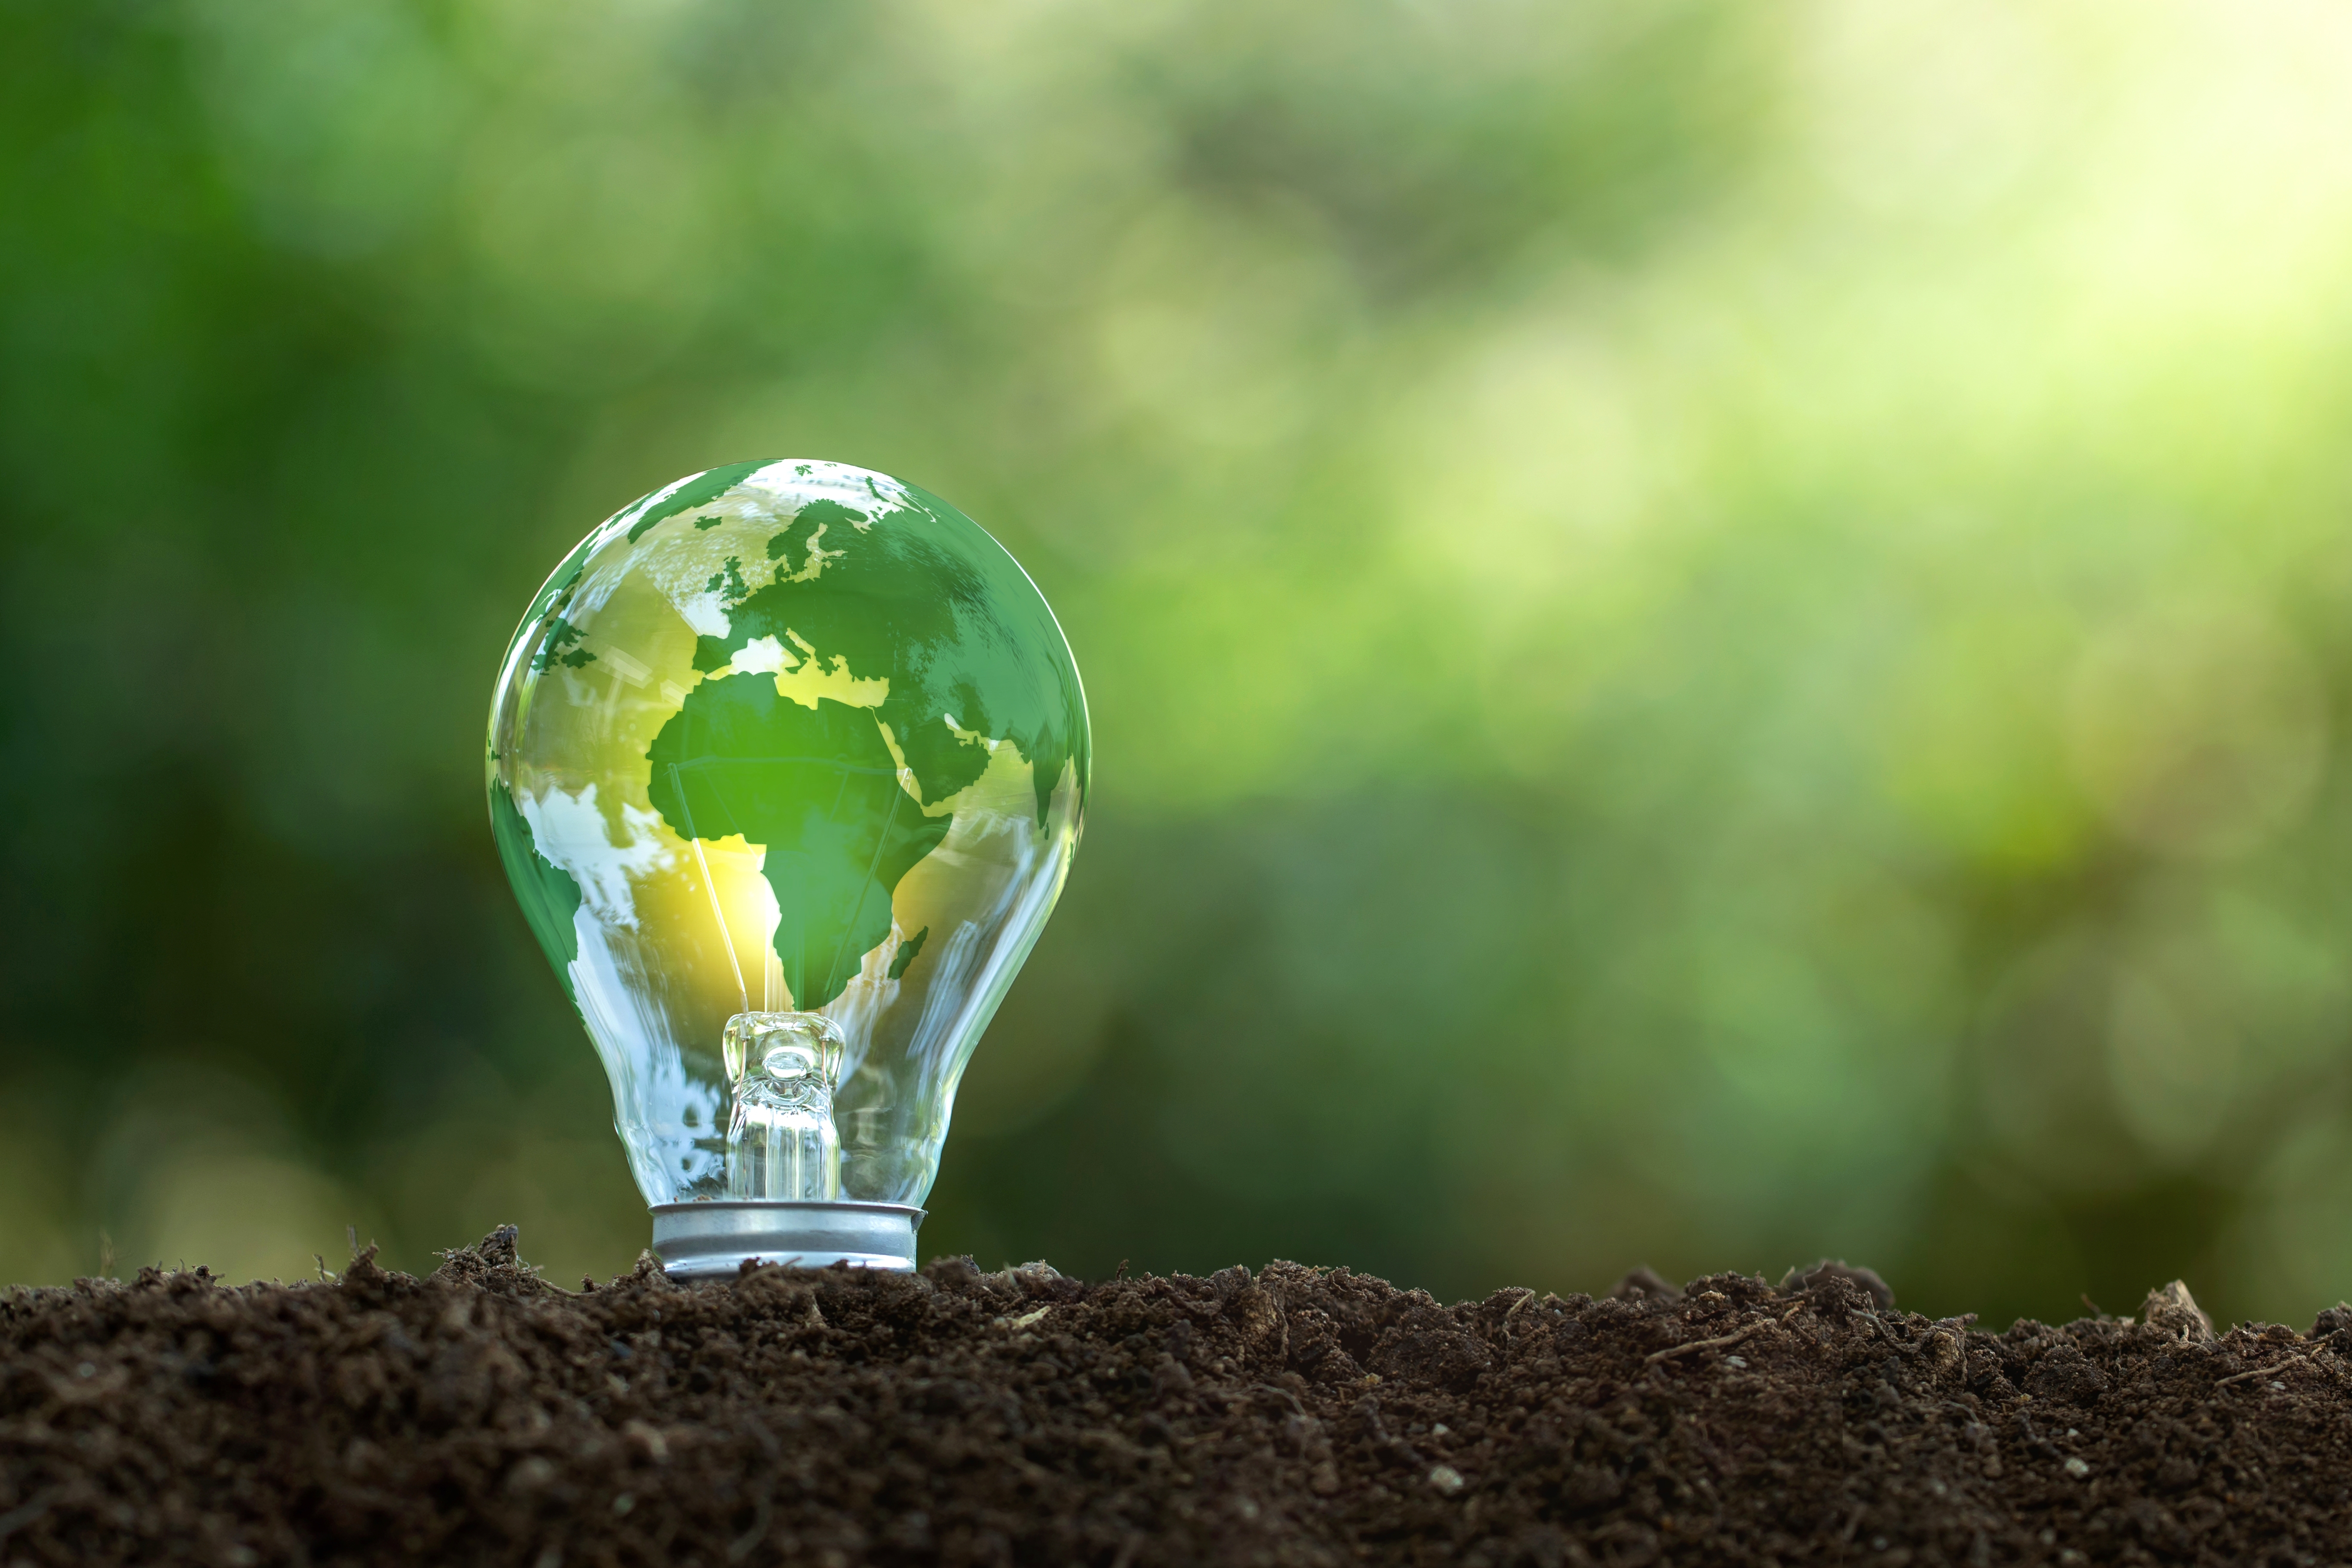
[486,461,1089,1216]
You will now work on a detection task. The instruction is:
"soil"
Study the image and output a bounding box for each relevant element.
[0,1231,2346,1567]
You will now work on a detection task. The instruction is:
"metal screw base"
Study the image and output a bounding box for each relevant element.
[649,1199,924,1277]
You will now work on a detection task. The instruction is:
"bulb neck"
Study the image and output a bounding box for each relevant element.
[723,1011,844,1201]
[649,1199,924,1276]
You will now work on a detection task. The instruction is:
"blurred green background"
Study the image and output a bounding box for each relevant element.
[8,0,2352,1329]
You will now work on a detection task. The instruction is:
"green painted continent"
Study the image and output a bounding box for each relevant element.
[623,459,768,543]
[646,673,950,1010]
[489,781,583,1000]
[689,482,1088,825]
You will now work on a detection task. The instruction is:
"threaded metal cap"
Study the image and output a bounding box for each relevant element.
[649,1199,924,1277]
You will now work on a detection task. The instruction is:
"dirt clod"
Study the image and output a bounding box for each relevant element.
[1779,1258,1894,1311]
[1,1234,2348,1565]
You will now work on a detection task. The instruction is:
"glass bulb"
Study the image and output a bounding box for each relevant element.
[485,460,1088,1272]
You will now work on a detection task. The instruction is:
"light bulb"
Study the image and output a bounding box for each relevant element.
[485,460,1088,1273]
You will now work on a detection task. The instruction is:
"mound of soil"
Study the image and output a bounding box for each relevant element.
[0,1230,2347,1566]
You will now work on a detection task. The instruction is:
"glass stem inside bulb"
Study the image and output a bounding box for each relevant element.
[723,1011,845,1201]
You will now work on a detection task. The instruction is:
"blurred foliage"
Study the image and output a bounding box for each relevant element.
[7,0,2352,1327]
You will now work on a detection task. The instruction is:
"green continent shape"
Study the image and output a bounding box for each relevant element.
[504,532,597,668]
[888,925,929,980]
[531,615,596,672]
[622,459,768,543]
[489,781,583,1000]
[765,502,836,576]
[646,674,951,1010]
[698,483,1088,823]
